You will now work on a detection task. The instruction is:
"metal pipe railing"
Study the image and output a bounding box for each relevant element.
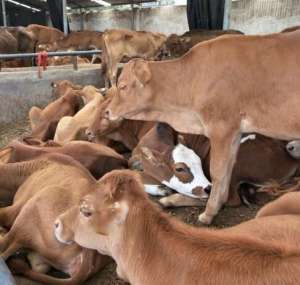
[0,50,101,60]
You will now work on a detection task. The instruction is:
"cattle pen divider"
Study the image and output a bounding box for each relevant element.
[0,50,102,71]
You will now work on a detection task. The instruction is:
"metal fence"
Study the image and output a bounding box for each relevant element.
[0,50,102,71]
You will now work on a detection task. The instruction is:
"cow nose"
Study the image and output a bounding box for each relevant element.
[54,220,61,229]
[287,145,294,151]
[204,185,211,195]
[104,109,111,119]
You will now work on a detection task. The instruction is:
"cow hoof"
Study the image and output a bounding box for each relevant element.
[198,212,213,225]
[159,197,173,207]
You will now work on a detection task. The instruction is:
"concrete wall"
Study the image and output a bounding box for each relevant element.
[69,6,188,35]
[0,65,103,124]
[69,0,300,35]
[230,0,300,34]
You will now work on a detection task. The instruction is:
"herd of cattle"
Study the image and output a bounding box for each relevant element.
[1,23,300,284]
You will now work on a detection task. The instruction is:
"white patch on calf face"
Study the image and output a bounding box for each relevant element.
[240,134,256,144]
[162,144,211,198]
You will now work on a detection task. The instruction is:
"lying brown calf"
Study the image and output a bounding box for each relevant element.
[51,80,83,99]
[55,170,300,285]
[256,191,300,218]
[131,123,299,207]
[0,154,110,284]
[87,94,154,150]
[29,89,84,141]
[0,140,127,180]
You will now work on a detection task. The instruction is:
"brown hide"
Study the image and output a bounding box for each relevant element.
[56,170,300,285]
[166,29,243,57]
[0,154,110,284]
[48,31,103,51]
[25,24,63,45]
[104,31,300,224]
[29,90,84,141]
[101,29,167,86]
[0,140,127,180]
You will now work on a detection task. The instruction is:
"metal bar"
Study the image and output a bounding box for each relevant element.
[1,0,7,27]
[62,0,68,35]
[0,50,101,60]
[223,0,232,30]
[72,55,78,71]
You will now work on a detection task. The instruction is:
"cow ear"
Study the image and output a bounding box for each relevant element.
[29,106,42,130]
[0,147,12,163]
[132,60,152,86]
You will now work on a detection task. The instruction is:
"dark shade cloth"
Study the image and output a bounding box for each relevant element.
[47,0,70,33]
[187,0,225,30]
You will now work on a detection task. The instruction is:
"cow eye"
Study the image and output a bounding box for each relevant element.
[80,205,93,218]
[81,209,92,218]
[118,84,127,90]
[175,166,187,173]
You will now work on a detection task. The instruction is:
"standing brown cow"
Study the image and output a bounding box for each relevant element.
[102,29,167,87]
[25,24,63,45]
[104,30,300,224]
[166,29,243,58]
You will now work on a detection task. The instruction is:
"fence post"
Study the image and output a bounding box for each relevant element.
[1,0,7,27]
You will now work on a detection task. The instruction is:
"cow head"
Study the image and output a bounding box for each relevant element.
[51,80,83,99]
[86,91,123,141]
[132,123,211,199]
[104,59,153,122]
[54,170,141,255]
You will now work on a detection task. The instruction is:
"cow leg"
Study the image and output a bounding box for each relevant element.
[0,203,24,228]
[0,232,21,260]
[226,180,242,207]
[199,131,241,224]
[159,193,205,207]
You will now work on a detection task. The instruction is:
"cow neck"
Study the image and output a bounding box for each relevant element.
[111,197,297,285]
[0,159,50,190]
[132,58,208,135]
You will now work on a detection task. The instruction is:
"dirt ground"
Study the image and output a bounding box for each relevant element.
[0,122,271,285]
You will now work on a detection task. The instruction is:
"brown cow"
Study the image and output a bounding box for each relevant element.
[55,170,300,285]
[45,30,103,52]
[166,29,243,58]
[131,123,299,207]
[51,80,83,99]
[256,191,300,218]
[102,29,167,87]
[0,154,110,284]
[86,94,154,150]
[0,140,127,182]
[0,29,17,53]
[54,89,105,144]
[29,89,84,141]
[104,31,300,224]
[47,56,90,66]
[25,24,63,45]
[4,26,36,54]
